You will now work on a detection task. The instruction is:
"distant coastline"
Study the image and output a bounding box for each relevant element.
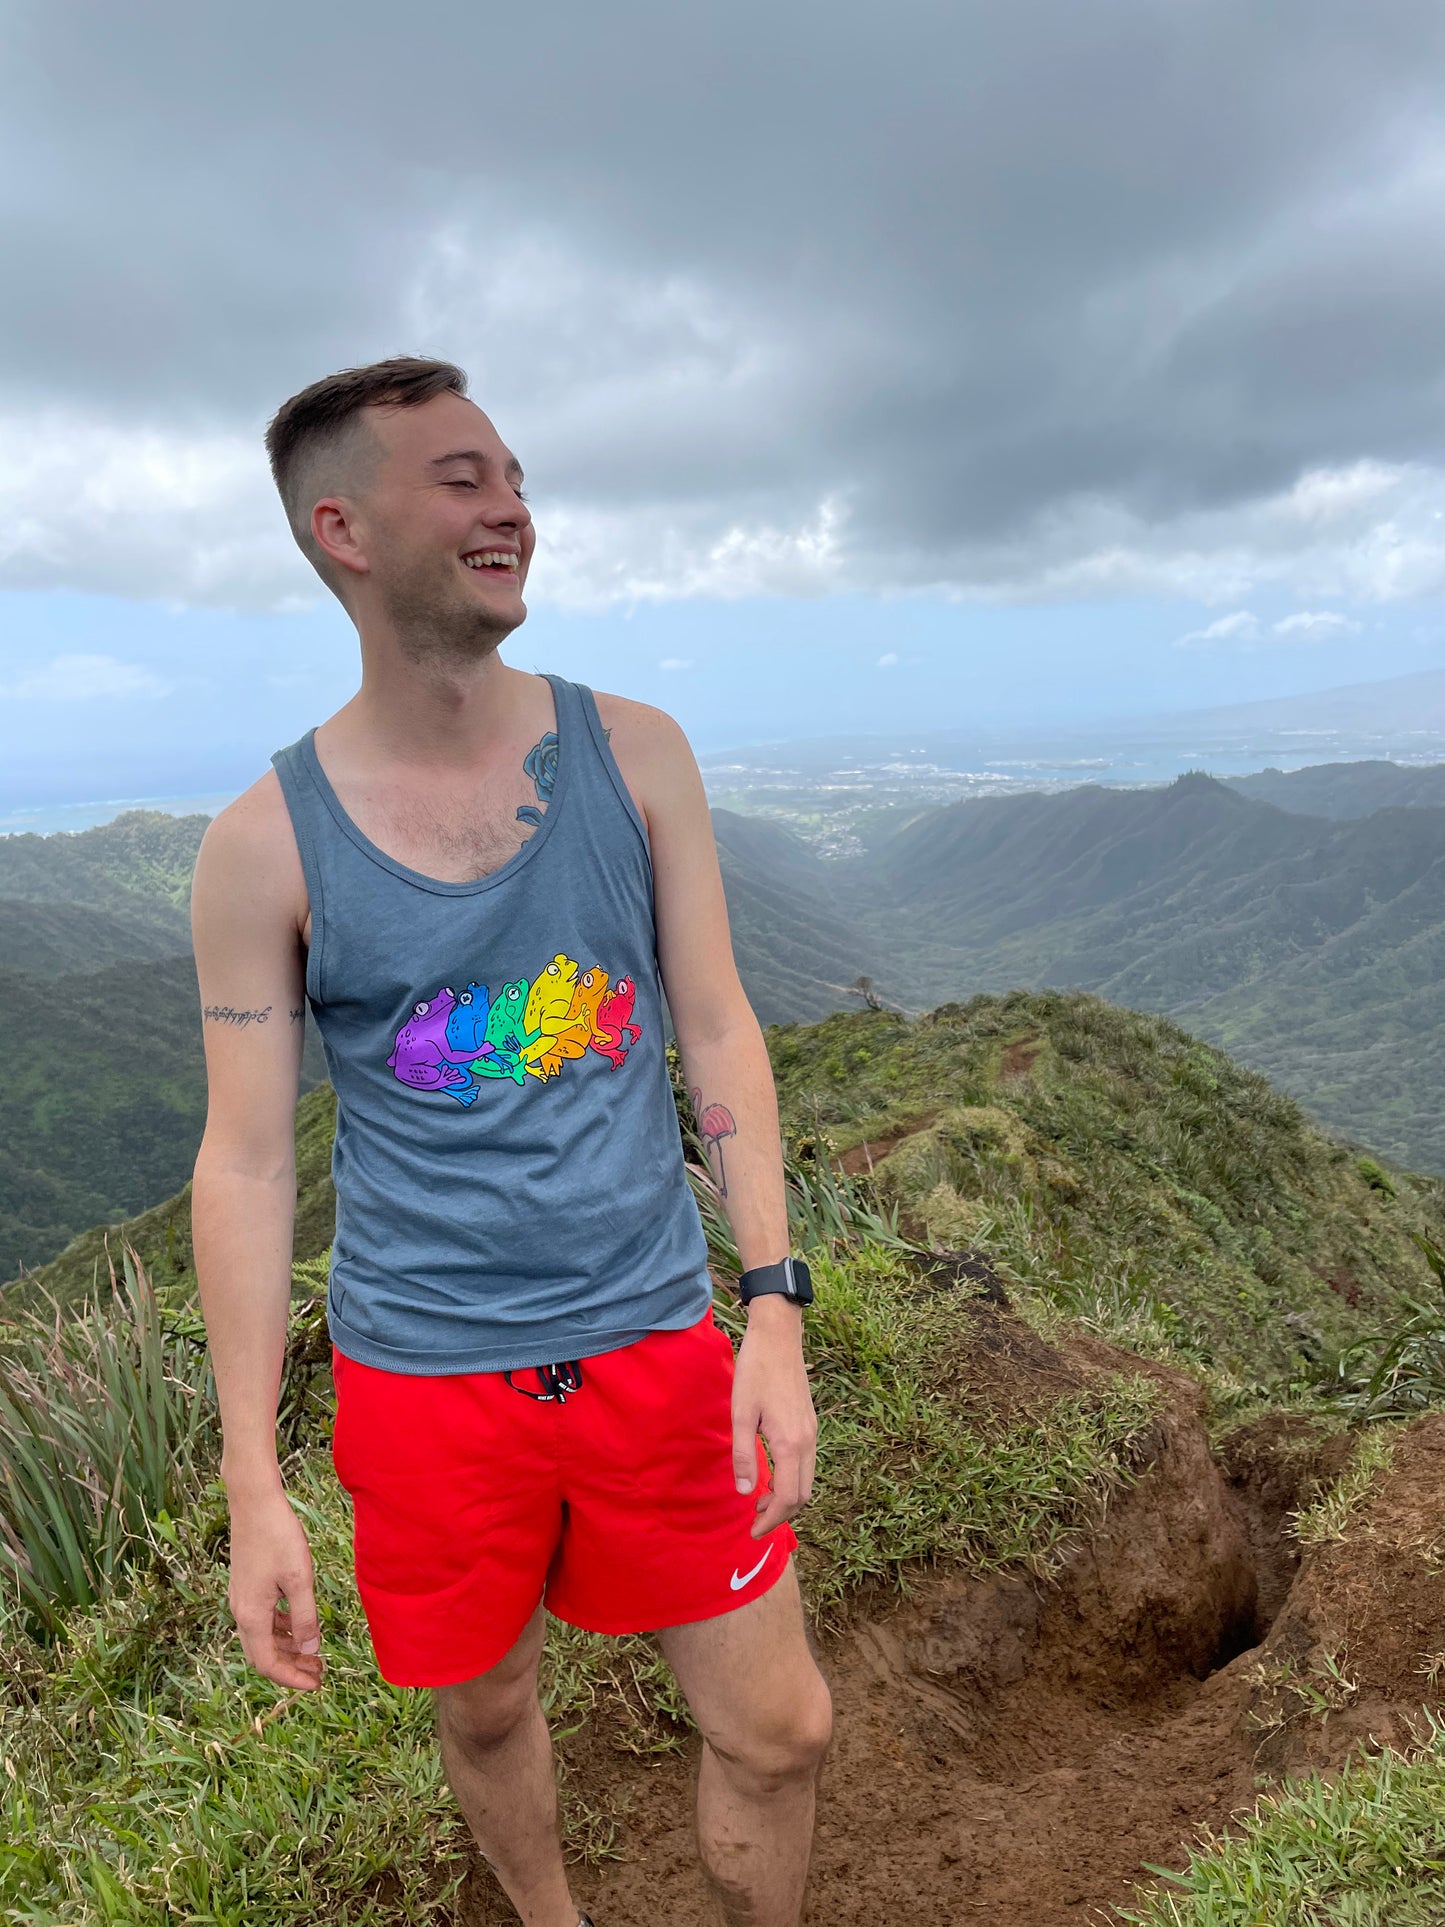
[0,793,240,836]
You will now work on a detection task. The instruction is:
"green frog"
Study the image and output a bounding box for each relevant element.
[471,978,540,1085]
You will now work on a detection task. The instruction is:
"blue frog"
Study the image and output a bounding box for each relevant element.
[444,982,491,1056]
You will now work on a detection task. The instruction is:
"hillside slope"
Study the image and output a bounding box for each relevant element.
[760,774,1445,1170]
[0,810,328,1280]
[0,809,207,933]
[767,992,1444,1378]
[0,897,192,974]
[1226,758,1445,817]
[0,954,213,1280]
[2,1082,338,1309]
[6,992,1445,1925]
[712,807,895,1021]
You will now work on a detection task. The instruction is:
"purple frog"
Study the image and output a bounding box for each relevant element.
[386,986,494,1107]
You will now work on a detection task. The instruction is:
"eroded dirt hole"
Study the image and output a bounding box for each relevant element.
[1214,1412,1355,1637]
[549,1317,1365,1927]
[785,1394,1296,1924]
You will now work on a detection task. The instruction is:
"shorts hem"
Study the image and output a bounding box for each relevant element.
[370,1614,539,1691]
[544,1536,796,1638]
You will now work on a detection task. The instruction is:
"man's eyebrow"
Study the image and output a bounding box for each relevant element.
[429,448,526,483]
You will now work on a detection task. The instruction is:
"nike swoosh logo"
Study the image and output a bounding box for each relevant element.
[730,1546,773,1592]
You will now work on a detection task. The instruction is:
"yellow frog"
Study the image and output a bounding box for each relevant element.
[520,953,579,1072]
[526,966,610,1080]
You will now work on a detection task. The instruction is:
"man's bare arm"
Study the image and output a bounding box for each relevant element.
[191,777,322,1691]
[601,695,816,1539]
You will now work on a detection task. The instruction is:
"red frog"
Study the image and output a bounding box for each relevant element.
[590,974,642,1069]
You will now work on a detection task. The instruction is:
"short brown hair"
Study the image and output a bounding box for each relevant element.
[265,355,468,583]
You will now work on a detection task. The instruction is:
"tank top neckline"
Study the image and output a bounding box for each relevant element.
[296,671,578,899]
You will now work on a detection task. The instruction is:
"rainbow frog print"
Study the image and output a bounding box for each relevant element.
[387,952,643,1104]
[386,987,496,1108]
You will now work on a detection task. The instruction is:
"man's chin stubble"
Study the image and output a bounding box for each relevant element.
[382,581,525,671]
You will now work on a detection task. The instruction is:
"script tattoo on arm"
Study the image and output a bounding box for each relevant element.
[516,730,559,830]
[203,1004,273,1030]
[290,1007,305,1025]
[690,1087,738,1197]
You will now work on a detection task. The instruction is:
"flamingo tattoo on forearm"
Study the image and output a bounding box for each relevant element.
[691,1087,738,1197]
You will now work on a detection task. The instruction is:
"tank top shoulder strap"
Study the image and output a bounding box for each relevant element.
[270,731,331,1001]
[545,672,651,860]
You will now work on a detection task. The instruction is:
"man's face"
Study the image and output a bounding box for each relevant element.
[355,391,536,652]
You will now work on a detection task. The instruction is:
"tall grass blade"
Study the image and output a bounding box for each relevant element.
[0,1241,215,1635]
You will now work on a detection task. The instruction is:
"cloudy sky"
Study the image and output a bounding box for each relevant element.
[4,0,1445,810]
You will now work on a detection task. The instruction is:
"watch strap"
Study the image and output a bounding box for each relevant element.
[738,1256,814,1306]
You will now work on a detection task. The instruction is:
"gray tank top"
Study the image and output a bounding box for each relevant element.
[270,674,712,1375]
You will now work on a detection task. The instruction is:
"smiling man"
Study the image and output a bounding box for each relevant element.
[188,357,830,1927]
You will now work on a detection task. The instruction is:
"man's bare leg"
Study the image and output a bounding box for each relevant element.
[434,1603,583,1927]
[659,1558,832,1927]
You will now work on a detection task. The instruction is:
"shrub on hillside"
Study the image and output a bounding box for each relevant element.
[1315,1233,1445,1421]
[0,1244,214,1635]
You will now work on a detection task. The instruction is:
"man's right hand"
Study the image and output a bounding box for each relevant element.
[227,1488,324,1690]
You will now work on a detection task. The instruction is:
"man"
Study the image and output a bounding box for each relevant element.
[190,357,831,1927]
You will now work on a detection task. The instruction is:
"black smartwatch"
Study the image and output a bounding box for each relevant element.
[738,1255,814,1308]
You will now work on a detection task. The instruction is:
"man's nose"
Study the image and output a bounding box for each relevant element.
[488,487,530,529]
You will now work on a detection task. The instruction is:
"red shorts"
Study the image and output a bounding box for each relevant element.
[330,1307,798,1687]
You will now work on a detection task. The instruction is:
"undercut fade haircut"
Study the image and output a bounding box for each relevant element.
[265,356,468,591]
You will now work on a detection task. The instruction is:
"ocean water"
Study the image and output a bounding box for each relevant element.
[0,792,240,836]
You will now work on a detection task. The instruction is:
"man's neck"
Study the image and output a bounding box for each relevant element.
[332,642,531,772]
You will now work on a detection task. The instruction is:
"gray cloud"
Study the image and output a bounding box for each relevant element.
[5,0,1445,608]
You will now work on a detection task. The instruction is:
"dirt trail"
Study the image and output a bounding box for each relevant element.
[573,1390,1262,1927]
[458,1364,1442,1925]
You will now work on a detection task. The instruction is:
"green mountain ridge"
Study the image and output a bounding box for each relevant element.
[713,807,887,1024]
[0,955,212,1280]
[0,809,208,915]
[715,774,1445,1171]
[0,809,328,1282]
[1226,758,1445,818]
[0,896,193,974]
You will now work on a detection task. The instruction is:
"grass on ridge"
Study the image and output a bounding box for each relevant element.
[767,992,1445,1385]
[0,1244,1161,1924]
[1290,1427,1401,1550]
[1118,1721,1445,1927]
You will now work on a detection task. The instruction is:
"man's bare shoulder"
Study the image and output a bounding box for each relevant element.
[194,770,306,923]
[590,689,707,839]
[592,689,694,768]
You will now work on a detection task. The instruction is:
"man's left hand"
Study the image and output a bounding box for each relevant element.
[731,1297,817,1539]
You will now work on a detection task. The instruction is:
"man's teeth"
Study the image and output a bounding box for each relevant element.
[464,551,518,570]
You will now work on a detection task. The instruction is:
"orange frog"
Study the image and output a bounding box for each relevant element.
[526,966,610,1080]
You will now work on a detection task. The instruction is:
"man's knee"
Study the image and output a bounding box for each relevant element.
[437,1675,538,1756]
[707,1670,833,1795]
[434,1603,547,1756]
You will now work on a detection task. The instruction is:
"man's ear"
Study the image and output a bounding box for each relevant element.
[311,497,370,580]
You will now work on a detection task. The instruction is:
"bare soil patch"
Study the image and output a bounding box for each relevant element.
[454,1340,1444,1926]
[998,1034,1046,1080]
[836,1116,939,1176]
[1246,1415,1445,1776]
[550,1372,1261,1927]
[1215,1412,1354,1628]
